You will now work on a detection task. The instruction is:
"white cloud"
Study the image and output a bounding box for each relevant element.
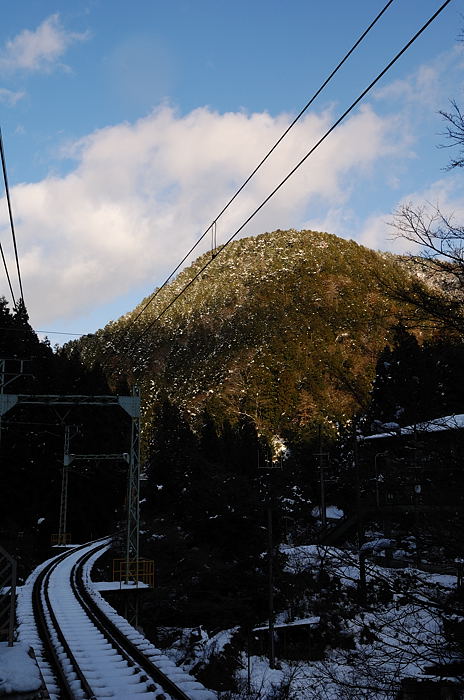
[302,207,358,240]
[357,212,402,253]
[0,87,24,105]
[0,102,406,325]
[0,14,89,74]
[374,45,464,112]
[357,173,464,254]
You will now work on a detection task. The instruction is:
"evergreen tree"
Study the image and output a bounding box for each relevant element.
[368,324,431,429]
[367,323,464,433]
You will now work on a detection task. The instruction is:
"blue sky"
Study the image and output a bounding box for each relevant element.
[0,0,462,341]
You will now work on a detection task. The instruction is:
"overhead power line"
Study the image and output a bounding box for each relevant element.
[0,128,25,306]
[0,241,16,309]
[0,325,87,337]
[37,329,87,336]
[124,0,396,333]
[128,0,453,350]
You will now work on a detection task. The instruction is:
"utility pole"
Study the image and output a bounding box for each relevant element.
[267,503,276,669]
[57,425,79,545]
[259,440,278,669]
[412,425,421,566]
[314,425,329,527]
[125,386,141,571]
[354,421,366,601]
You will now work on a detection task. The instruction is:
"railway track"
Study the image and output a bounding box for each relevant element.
[17,539,216,700]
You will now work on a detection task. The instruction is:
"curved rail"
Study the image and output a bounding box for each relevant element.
[32,542,100,698]
[72,545,193,700]
[26,540,214,700]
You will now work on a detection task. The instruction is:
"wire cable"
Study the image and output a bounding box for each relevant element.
[124,0,396,332]
[37,329,87,337]
[0,324,91,337]
[0,128,25,305]
[0,240,16,309]
[128,0,453,350]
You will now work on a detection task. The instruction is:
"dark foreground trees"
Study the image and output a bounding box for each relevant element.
[0,298,127,568]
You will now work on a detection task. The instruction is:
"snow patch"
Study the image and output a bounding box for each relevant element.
[0,642,42,695]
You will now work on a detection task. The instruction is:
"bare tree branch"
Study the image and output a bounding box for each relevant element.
[439,99,464,170]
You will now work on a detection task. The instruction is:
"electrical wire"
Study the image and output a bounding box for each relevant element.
[0,325,86,336]
[128,0,453,351]
[36,329,87,337]
[0,240,16,309]
[0,128,25,306]
[124,0,396,333]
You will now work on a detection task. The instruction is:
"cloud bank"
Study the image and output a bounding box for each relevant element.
[0,101,406,325]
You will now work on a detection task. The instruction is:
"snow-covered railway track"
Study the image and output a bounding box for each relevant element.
[19,540,214,700]
[32,543,99,698]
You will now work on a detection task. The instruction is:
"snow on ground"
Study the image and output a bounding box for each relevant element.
[254,617,320,631]
[161,625,240,675]
[364,413,464,440]
[232,544,460,699]
[93,580,150,591]
[238,655,285,698]
[0,641,42,696]
[311,505,344,520]
[12,539,458,699]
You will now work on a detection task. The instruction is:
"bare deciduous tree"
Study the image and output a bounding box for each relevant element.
[439,99,464,170]
[389,101,464,334]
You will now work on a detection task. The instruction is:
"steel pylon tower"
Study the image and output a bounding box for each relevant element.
[58,425,80,545]
[0,389,141,564]
[125,386,141,573]
[58,463,69,544]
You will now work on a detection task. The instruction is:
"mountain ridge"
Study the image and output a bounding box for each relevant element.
[72,229,430,439]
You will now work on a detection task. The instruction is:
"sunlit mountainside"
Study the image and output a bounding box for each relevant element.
[73,229,427,437]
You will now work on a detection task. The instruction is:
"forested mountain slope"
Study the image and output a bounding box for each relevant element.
[73,229,427,438]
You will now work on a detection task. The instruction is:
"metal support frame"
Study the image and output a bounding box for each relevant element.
[0,358,32,391]
[126,387,141,571]
[122,388,141,627]
[0,358,32,444]
[58,463,69,544]
[68,453,130,463]
[58,449,130,546]
[0,545,16,646]
[57,425,77,545]
[0,393,140,416]
[0,390,141,584]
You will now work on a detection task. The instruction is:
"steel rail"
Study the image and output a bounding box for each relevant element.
[73,544,193,700]
[32,541,105,699]
[32,538,196,700]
